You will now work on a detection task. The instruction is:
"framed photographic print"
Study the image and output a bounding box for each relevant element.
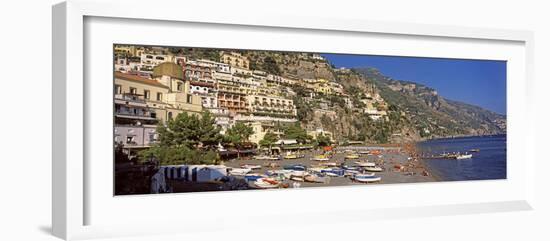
[52,0,535,240]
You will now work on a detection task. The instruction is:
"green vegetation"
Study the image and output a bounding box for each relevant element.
[262,56,281,75]
[315,133,331,147]
[283,123,312,144]
[224,122,254,148]
[259,131,279,153]
[139,112,222,165]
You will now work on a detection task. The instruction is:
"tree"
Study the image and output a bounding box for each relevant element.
[225,122,254,148]
[138,111,222,165]
[224,122,254,158]
[259,131,278,154]
[262,56,281,75]
[315,133,331,147]
[284,123,312,144]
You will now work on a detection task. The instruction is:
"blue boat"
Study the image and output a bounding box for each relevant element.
[283,164,307,171]
[321,168,345,177]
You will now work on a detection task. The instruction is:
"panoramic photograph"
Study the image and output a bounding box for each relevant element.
[113,45,507,195]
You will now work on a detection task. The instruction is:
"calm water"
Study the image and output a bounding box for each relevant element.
[417,135,507,181]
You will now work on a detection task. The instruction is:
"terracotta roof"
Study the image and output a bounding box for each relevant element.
[114,72,168,88]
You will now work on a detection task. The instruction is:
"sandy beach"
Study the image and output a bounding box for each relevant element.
[222,146,436,189]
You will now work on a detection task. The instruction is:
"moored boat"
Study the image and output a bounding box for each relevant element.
[456,154,473,160]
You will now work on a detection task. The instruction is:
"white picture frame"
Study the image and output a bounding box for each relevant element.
[52,0,535,240]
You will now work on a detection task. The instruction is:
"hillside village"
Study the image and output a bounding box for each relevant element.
[114,46,392,157]
[113,45,506,160]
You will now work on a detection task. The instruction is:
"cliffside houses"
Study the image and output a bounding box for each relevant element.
[114,48,301,154]
[113,47,391,154]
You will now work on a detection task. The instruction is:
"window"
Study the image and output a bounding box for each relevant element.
[156,92,162,101]
[168,112,173,120]
[129,87,137,95]
[144,90,150,99]
[114,85,121,95]
[186,95,192,104]
[177,82,183,91]
[126,136,134,144]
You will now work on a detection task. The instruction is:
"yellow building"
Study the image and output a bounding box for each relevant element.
[114,62,203,123]
[220,52,250,69]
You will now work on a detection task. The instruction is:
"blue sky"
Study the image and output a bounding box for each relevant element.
[322,54,507,115]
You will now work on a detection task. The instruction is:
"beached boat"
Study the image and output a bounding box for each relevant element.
[345,154,360,159]
[354,174,381,183]
[308,167,332,173]
[266,169,293,179]
[304,174,327,183]
[354,161,375,167]
[290,175,305,182]
[320,162,339,167]
[283,164,307,171]
[313,155,330,161]
[254,178,280,188]
[456,154,473,160]
[244,173,265,182]
[290,170,306,177]
[364,166,383,172]
[341,165,359,170]
[229,168,252,176]
[321,168,345,177]
[344,169,361,176]
[284,153,305,159]
[240,164,262,170]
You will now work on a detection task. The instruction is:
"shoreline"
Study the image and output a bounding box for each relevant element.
[418,133,506,142]
[164,144,437,193]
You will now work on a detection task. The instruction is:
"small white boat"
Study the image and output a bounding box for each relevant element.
[229,168,252,176]
[321,162,339,167]
[266,169,293,179]
[344,169,361,176]
[354,161,376,167]
[241,164,262,170]
[308,167,332,173]
[255,155,280,160]
[364,166,383,172]
[324,172,340,177]
[254,178,280,188]
[358,150,370,155]
[304,174,327,183]
[354,174,381,183]
[456,154,473,160]
[290,170,306,177]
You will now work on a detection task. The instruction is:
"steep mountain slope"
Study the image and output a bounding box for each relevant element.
[354,68,506,138]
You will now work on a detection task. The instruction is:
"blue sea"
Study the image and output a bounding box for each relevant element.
[417,135,507,181]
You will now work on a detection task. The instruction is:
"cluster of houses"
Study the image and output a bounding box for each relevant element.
[113,46,388,157]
